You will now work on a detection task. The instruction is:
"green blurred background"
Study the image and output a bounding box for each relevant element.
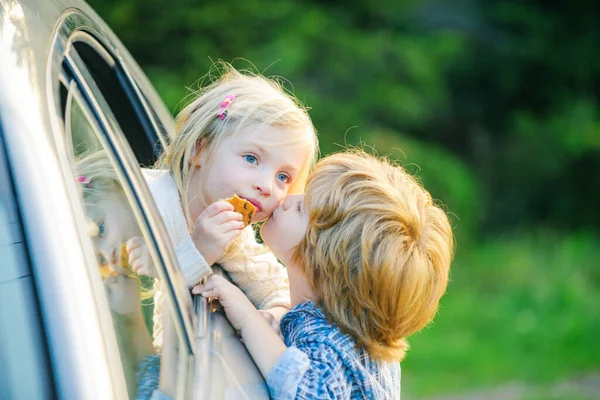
[88,0,600,398]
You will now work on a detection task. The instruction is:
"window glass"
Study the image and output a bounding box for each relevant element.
[65,88,185,399]
[71,38,160,167]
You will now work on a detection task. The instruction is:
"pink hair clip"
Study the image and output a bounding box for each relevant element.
[216,94,236,120]
[76,175,92,188]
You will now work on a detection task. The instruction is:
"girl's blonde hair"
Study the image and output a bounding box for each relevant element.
[156,62,318,231]
[76,150,126,211]
[294,150,454,362]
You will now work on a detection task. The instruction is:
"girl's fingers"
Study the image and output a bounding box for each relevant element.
[126,236,144,252]
[131,259,143,272]
[193,277,212,295]
[128,247,142,262]
[210,210,243,225]
[198,274,226,293]
[202,201,235,219]
[222,229,243,243]
[200,286,220,298]
[191,285,202,294]
[216,220,245,233]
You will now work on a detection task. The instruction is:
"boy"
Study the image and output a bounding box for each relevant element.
[197,150,454,399]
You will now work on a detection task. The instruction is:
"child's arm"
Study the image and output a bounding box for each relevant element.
[167,200,243,288]
[103,275,155,398]
[220,227,291,314]
[195,277,357,399]
[193,275,287,378]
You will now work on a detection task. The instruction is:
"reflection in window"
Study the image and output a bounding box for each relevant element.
[76,150,155,396]
[66,91,183,398]
[68,95,100,156]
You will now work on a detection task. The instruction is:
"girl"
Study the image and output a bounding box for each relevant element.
[129,63,319,349]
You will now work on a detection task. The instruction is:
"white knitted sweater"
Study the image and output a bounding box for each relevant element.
[142,169,291,349]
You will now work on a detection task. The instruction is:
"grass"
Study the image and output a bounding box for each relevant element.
[400,230,600,398]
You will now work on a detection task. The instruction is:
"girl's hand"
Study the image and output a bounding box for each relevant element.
[191,201,245,266]
[126,236,157,278]
[192,274,260,331]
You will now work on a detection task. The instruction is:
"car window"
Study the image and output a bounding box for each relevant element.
[65,87,163,396]
[68,34,165,167]
[60,69,190,399]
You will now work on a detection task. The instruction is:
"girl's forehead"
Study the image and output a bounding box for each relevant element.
[86,196,126,216]
[232,123,312,147]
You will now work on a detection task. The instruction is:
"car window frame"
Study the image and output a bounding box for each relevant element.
[62,43,195,340]
[48,8,195,341]
[45,10,199,399]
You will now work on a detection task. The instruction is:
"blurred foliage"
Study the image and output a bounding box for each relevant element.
[86,0,600,396]
[367,131,482,246]
[88,0,600,237]
[402,230,600,397]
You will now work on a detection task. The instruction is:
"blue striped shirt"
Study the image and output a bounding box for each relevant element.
[267,302,401,399]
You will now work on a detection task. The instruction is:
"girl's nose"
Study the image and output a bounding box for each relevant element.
[253,174,273,196]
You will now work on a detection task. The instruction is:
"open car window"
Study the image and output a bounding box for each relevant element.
[54,29,195,398]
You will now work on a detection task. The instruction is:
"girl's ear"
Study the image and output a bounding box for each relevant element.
[190,140,206,167]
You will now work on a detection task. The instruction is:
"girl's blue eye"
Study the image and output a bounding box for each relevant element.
[97,253,106,266]
[98,221,105,237]
[277,173,290,183]
[244,155,258,164]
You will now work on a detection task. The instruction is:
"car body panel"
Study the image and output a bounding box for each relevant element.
[1,1,128,397]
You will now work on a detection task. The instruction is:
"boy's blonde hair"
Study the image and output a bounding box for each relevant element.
[156,63,318,229]
[294,150,453,362]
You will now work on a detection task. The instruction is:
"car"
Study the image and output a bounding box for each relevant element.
[0,0,268,398]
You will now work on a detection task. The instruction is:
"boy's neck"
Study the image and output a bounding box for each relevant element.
[287,262,315,308]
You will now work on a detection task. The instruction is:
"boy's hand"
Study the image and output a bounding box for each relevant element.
[126,237,157,278]
[191,201,245,266]
[192,274,260,331]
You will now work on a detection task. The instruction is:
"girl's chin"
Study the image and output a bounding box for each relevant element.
[260,223,275,246]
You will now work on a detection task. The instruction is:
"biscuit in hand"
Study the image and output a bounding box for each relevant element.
[225,194,256,227]
[119,243,133,275]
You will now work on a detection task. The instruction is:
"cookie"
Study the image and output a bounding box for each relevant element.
[119,243,133,275]
[100,265,113,279]
[98,244,132,279]
[225,194,256,227]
